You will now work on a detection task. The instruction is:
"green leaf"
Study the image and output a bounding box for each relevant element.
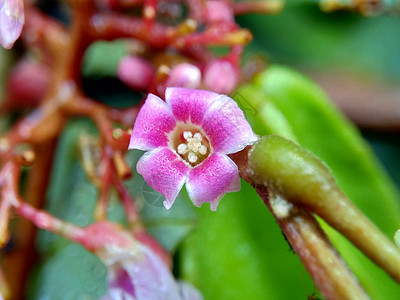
[82,40,129,78]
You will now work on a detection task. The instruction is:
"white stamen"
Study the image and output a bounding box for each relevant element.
[177,144,188,154]
[183,131,193,140]
[188,152,198,163]
[188,139,201,152]
[199,145,207,155]
[193,132,203,141]
[176,129,209,164]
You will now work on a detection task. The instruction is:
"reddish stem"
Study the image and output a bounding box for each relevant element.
[2,141,57,299]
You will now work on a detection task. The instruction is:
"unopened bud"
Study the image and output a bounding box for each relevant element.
[165,63,201,89]
[204,0,234,24]
[5,59,50,109]
[117,55,155,91]
[204,59,239,94]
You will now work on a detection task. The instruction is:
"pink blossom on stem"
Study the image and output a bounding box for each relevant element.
[203,59,240,94]
[0,0,24,49]
[129,88,257,211]
[118,55,155,91]
[80,222,203,300]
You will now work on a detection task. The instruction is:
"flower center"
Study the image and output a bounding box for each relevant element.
[176,131,209,165]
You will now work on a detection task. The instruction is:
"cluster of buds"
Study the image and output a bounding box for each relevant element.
[111,0,282,96]
[118,45,242,95]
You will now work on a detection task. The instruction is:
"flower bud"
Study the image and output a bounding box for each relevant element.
[3,58,50,110]
[203,1,234,24]
[165,63,201,89]
[204,59,240,94]
[118,55,155,91]
[0,0,24,49]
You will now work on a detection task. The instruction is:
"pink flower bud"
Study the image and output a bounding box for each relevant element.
[118,55,155,91]
[165,63,201,89]
[0,0,24,49]
[4,59,50,109]
[203,1,234,24]
[203,59,240,94]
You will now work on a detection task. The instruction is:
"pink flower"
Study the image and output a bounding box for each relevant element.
[129,88,257,210]
[100,243,203,300]
[0,0,24,49]
[82,222,203,300]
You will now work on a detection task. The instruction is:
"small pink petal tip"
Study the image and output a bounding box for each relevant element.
[0,0,24,49]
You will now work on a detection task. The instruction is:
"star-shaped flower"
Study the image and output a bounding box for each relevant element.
[129,88,257,210]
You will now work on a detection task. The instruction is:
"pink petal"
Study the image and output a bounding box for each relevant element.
[0,0,24,49]
[124,244,182,300]
[137,147,189,209]
[186,153,240,211]
[165,87,220,125]
[202,95,257,154]
[100,242,184,300]
[129,94,176,151]
[178,281,204,300]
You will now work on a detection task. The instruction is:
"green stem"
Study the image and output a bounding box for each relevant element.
[246,135,400,284]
